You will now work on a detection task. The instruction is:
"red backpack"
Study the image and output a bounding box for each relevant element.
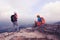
[37,17,45,26]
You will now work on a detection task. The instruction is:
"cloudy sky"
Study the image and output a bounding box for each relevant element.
[0,0,60,26]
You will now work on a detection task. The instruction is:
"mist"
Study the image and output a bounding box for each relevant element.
[0,0,60,29]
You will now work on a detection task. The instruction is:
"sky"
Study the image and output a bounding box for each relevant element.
[0,0,60,27]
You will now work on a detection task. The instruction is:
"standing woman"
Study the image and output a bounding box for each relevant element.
[11,12,19,32]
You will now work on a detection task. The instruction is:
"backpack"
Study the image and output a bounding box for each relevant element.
[11,15,15,22]
[41,17,45,24]
[37,17,45,26]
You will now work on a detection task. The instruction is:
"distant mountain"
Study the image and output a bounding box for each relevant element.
[54,22,60,25]
[0,27,59,40]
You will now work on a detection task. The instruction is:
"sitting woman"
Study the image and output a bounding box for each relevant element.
[35,15,45,27]
[34,15,45,32]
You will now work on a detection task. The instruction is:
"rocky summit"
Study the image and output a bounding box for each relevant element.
[0,25,60,40]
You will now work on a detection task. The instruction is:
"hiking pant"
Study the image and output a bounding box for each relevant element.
[12,21,19,31]
[34,24,45,32]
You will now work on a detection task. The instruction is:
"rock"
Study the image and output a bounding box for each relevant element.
[0,26,60,40]
[10,36,25,40]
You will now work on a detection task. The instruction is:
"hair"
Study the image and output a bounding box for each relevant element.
[37,15,40,18]
[14,12,17,15]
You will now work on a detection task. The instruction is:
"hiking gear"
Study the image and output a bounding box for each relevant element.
[11,15,15,22]
[12,21,19,32]
[41,17,45,24]
[11,15,17,22]
[13,21,18,26]
[37,17,45,26]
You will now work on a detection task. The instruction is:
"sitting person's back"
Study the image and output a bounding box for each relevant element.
[34,15,45,27]
[40,17,45,25]
[33,15,45,32]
